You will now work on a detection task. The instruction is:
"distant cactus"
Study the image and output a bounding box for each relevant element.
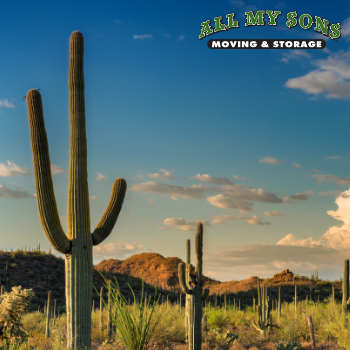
[45,291,51,338]
[252,280,279,336]
[178,223,210,350]
[343,259,349,314]
[26,31,126,349]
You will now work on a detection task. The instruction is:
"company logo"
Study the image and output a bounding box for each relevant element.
[199,11,341,49]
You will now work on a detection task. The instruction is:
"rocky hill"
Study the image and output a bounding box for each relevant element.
[0,249,342,312]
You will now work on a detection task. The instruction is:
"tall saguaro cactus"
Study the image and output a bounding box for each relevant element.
[26,31,127,349]
[178,223,210,350]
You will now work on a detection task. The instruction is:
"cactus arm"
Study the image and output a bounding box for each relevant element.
[202,288,210,301]
[179,263,192,294]
[26,89,71,254]
[92,178,127,245]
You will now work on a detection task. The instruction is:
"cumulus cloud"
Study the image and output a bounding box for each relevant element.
[146,198,154,203]
[319,190,342,197]
[264,210,285,218]
[292,163,301,168]
[233,175,256,182]
[148,169,175,181]
[207,194,239,210]
[310,174,350,186]
[96,172,106,181]
[178,35,185,41]
[51,164,65,175]
[211,215,270,226]
[277,233,327,247]
[130,181,217,199]
[191,174,234,185]
[145,222,152,225]
[290,191,314,201]
[281,50,311,63]
[0,161,32,177]
[204,243,343,281]
[133,34,153,40]
[93,241,146,261]
[90,196,100,199]
[0,185,34,199]
[259,157,282,164]
[285,51,350,99]
[136,175,143,179]
[326,155,340,159]
[159,218,211,231]
[0,99,15,108]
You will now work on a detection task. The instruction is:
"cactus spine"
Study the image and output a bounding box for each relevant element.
[26,31,126,349]
[178,223,210,350]
[343,259,349,314]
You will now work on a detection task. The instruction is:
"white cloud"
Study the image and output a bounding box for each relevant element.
[264,210,285,218]
[51,164,65,175]
[0,99,15,108]
[90,196,100,199]
[178,35,185,41]
[319,190,341,197]
[326,155,340,160]
[281,50,311,63]
[341,17,350,40]
[0,185,34,199]
[292,163,301,168]
[310,173,350,186]
[130,181,217,199]
[285,51,350,99]
[259,157,282,164]
[93,241,146,261]
[114,19,122,24]
[148,169,175,181]
[131,213,137,217]
[207,194,239,210]
[136,174,143,179]
[159,218,210,231]
[233,175,256,182]
[96,172,106,181]
[145,222,152,225]
[0,161,32,177]
[133,34,153,40]
[191,174,234,185]
[146,198,154,203]
[211,215,270,226]
[163,33,171,37]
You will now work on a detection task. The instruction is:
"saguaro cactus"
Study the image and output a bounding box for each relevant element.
[343,259,349,314]
[184,239,193,343]
[178,223,210,350]
[26,31,126,349]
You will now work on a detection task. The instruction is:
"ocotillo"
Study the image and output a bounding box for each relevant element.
[178,223,210,350]
[26,31,126,349]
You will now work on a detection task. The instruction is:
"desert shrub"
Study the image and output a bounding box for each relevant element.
[0,286,34,349]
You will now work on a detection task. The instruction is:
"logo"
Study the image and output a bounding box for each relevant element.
[199,11,341,49]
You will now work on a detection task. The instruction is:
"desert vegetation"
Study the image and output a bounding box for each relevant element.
[1,245,350,349]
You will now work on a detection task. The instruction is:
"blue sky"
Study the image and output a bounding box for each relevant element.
[1,0,350,281]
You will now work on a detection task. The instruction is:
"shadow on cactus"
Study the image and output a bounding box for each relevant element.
[96,272,161,350]
[25,31,126,349]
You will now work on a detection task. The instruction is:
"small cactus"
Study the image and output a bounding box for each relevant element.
[178,223,210,350]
